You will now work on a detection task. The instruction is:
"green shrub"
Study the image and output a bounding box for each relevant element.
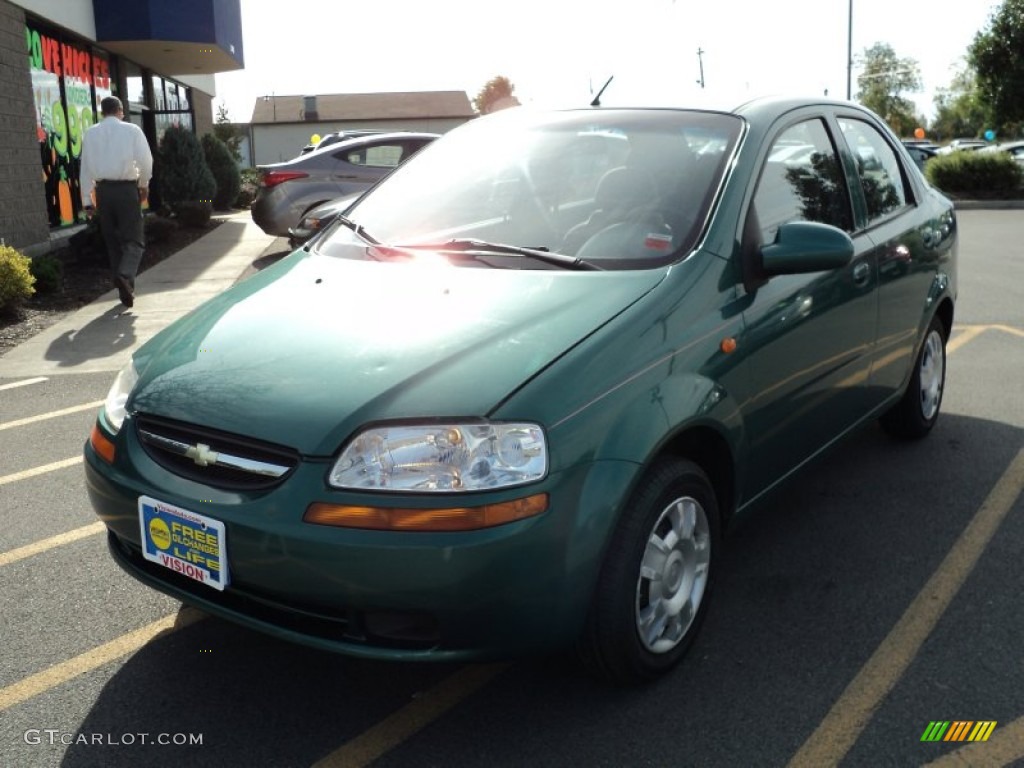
[0,245,36,315]
[157,125,217,215]
[201,133,242,211]
[175,201,212,228]
[235,167,259,208]
[144,214,179,243]
[29,254,64,294]
[926,151,1024,197]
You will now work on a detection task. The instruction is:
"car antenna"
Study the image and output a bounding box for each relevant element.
[590,76,614,107]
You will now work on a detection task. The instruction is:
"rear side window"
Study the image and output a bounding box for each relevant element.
[753,119,852,244]
[344,143,405,168]
[838,118,909,225]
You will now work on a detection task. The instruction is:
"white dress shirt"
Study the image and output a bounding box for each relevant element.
[79,116,154,206]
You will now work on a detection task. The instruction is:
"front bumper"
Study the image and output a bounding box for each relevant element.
[84,422,638,662]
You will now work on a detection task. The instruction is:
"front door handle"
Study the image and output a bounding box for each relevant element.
[852,261,871,287]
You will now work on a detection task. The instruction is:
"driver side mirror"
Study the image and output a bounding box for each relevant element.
[760,221,854,276]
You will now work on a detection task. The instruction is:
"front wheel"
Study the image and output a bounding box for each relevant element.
[880,315,946,439]
[577,457,720,685]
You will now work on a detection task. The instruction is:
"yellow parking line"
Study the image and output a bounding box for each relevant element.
[311,663,511,768]
[947,326,987,356]
[0,400,103,431]
[0,456,82,486]
[0,607,205,712]
[992,324,1024,339]
[924,715,1024,767]
[0,522,105,568]
[788,446,1024,767]
[0,377,48,391]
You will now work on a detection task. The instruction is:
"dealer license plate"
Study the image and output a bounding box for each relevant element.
[138,496,229,591]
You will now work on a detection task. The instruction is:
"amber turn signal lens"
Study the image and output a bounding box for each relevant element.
[304,493,549,532]
[90,423,116,464]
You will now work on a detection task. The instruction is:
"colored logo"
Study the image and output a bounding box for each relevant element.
[921,721,997,742]
[148,517,172,550]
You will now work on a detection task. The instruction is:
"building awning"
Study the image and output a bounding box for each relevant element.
[93,0,244,75]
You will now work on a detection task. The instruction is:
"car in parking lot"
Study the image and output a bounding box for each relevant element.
[86,97,957,684]
[904,144,938,170]
[299,129,384,154]
[251,131,438,237]
[980,139,1024,165]
[937,138,987,154]
[286,192,361,248]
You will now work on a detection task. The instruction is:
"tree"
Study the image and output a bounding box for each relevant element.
[473,76,521,115]
[212,102,244,164]
[969,0,1024,133]
[855,43,922,137]
[157,126,216,225]
[931,65,987,141]
[201,133,242,210]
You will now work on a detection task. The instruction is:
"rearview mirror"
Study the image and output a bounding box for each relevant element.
[761,221,854,275]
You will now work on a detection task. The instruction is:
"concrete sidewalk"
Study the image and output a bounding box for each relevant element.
[0,210,286,378]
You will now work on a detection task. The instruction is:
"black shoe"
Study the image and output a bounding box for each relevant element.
[114,275,134,308]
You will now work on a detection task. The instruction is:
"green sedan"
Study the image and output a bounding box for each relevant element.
[85,97,957,684]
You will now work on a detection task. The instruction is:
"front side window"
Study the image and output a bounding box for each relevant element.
[838,118,909,225]
[320,109,744,270]
[753,119,852,244]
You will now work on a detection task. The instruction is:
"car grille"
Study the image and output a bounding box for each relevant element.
[135,414,299,490]
[109,533,440,650]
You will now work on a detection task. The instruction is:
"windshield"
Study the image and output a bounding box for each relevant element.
[317,108,743,270]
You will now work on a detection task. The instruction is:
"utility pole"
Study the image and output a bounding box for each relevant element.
[696,48,705,89]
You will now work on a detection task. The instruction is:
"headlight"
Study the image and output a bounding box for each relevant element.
[329,422,547,491]
[103,359,138,433]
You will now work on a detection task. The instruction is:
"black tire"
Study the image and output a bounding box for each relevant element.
[577,457,720,685]
[879,315,946,439]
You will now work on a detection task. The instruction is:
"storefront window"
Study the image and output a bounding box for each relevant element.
[26,21,114,227]
[152,75,194,143]
[152,75,166,110]
[125,61,145,113]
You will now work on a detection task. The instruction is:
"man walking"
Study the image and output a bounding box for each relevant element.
[80,96,153,308]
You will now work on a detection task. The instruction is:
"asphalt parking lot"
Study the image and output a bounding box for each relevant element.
[1,210,1021,767]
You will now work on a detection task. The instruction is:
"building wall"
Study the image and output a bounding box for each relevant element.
[193,87,213,138]
[11,0,96,39]
[0,0,50,253]
[251,117,470,166]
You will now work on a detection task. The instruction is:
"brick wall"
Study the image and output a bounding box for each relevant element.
[0,0,51,254]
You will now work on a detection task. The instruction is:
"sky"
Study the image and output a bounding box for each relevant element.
[214,0,1002,126]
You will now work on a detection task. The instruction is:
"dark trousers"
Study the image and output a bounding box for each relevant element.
[95,181,144,285]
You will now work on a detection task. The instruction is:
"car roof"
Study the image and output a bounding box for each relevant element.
[305,130,440,155]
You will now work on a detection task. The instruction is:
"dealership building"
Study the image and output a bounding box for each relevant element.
[0,0,243,255]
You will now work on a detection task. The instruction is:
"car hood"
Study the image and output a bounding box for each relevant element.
[129,251,666,456]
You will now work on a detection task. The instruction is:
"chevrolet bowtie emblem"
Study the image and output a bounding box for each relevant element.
[185,442,219,467]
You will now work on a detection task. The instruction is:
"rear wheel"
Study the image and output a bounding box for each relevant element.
[578,457,719,685]
[880,315,946,439]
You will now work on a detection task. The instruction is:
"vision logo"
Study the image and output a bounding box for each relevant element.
[921,721,997,742]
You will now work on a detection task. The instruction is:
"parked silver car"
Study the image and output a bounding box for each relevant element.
[251,132,438,237]
[286,192,360,249]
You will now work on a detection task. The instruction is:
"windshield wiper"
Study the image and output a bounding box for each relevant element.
[391,238,601,271]
[335,215,379,245]
[306,214,378,252]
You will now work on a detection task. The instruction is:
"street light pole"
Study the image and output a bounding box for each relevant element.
[846,0,853,100]
[696,47,705,89]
